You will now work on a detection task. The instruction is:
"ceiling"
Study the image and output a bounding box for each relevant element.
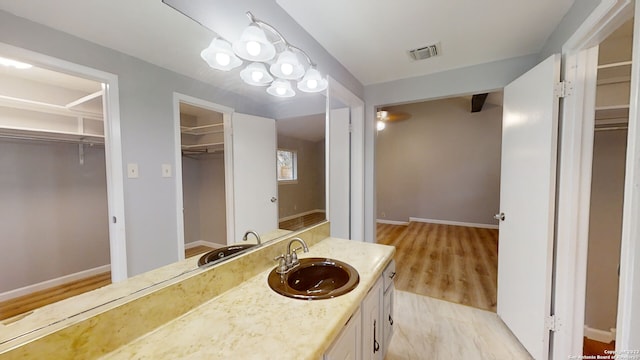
[277,0,575,85]
[0,0,575,92]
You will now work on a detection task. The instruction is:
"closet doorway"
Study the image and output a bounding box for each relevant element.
[0,47,124,322]
[174,95,229,258]
[582,17,633,356]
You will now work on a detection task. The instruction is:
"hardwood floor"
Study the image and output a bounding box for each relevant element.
[583,337,615,357]
[185,245,214,258]
[378,222,498,312]
[0,272,112,322]
[279,211,326,231]
[0,246,214,322]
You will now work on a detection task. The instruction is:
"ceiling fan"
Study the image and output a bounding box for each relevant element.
[376,109,411,130]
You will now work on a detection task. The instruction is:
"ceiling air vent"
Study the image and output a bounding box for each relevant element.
[407,43,440,61]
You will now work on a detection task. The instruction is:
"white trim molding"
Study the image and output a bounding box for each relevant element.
[409,217,499,229]
[584,326,617,344]
[0,265,111,302]
[376,219,410,226]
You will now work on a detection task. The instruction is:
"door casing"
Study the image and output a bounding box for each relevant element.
[555,0,640,356]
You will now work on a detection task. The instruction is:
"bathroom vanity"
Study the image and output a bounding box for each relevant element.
[0,223,395,359]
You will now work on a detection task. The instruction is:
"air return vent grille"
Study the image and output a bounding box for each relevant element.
[407,43,440,61]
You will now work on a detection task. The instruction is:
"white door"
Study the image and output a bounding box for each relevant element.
[231,113,278,242]
[497,54,560,360]
[329,107,351,239]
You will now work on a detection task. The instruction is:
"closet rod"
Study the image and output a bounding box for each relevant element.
[0,133,104,145]
[595,126,628,132]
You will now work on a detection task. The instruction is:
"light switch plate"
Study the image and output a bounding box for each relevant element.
[127,163,139,178]
[161,164,172,178]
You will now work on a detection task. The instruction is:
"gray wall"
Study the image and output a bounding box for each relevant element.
[376,97,502,226]
[277,134,325,219]
[181,154,227,246]
[0,139,109,292]
[585,129,627,331]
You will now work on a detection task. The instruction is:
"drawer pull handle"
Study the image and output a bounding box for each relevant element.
[389,272,396,279]
[389,315,394,326]
[373,319,380,353]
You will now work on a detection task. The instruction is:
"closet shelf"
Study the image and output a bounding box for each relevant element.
[181,141,224,150]
[0,95,103,121]
[0,126,104,144]
[180,123,223,135]
[597,60,632,69]
[595,105,629,121]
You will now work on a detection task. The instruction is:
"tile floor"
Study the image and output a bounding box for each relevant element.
[385,290,533,360]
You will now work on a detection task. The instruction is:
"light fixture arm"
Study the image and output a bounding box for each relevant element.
[245,11,317,68]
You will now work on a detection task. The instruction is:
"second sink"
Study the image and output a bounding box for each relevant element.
[268,257,359,300]
[197,244,256,267]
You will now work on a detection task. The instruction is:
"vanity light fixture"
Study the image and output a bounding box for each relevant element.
[240,62,274,86]
[200,38,242,71]
[267,79,296,98]
[200,11,327,98]
[0,56,32,69]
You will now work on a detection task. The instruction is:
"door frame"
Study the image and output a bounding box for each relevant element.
[0,42,128,281]
[327,76,365,241]
[172,93,234,256]
[555,0,638,357]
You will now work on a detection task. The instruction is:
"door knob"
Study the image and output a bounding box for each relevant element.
[270,197,277,203]
[494,212,505,221]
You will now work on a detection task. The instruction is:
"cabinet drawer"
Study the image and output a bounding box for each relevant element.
[383,260,396,291]
[383,285,395,348]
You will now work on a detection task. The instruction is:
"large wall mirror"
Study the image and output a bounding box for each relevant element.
[0,0,354,345]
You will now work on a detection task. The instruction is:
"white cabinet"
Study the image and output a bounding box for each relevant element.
[324,308,362,360]
[324,261,396,360]
[381,261,396,354]
[361,277,383,360]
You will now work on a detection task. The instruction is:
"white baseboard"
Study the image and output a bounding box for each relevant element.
[409,217,499,229]
[185,240,225,249]
[0,264,111,303]
[584,325,616,343]
[278,209,326,222]
[376,219,409,225]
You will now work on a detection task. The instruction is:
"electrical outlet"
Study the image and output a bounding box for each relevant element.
[127,163,139,178]
[381,211,386,218]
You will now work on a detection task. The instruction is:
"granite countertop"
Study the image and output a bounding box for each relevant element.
[100,237,394,359]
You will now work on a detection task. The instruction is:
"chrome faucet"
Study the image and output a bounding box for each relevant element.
[274,237,309,274]
[242,230,261,244]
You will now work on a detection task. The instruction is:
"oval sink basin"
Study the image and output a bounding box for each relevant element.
[268,257,360,300]
[197,244,256,267]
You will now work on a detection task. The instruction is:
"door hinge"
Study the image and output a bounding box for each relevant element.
[545,315,560,332]
[554,81,573,98]
[348,123,353,133]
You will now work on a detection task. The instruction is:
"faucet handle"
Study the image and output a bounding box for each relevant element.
[274,254,287,274]
[291,250,300,266]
